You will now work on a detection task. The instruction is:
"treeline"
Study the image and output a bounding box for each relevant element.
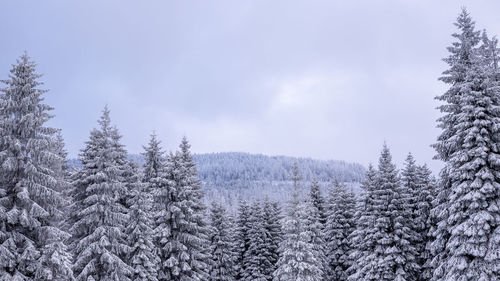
[1,8,500,281]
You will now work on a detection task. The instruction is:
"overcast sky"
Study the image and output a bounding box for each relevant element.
[1,0,500,173]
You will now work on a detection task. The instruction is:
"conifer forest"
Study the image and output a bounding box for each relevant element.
[1,6,500,281]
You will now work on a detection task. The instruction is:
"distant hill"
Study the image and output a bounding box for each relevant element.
[70,152,364,186]
[69,152,365,209]
[193,152,364,187]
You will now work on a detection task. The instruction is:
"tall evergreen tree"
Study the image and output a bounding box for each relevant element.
[401,154,431,281]
[347,164,377,281]
[352,145,419,281]
[126,163,159,281]
[416,165,437,281]
[324,180,356,281]
[234,200,251,280]
[70,107,132,281]
[273,163,323,281]
[242,202,267,281]
[142,132,164,184]
[305,188,328,279]
[0,53,73,281]
[261,199,282,281]
[309,179,326,225]
[429,9,482,279]
[153,137,211,281]
[208,202,236,281]
[392,153,420,281]
[431,9,500,280]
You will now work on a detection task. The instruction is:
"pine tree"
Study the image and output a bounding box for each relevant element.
[324,180,355,281]
[273,163,323,281]
[429,9,482,279]
[392,154,419,281]
[153,137,211,281]
[142,132,164,184]
[70,107,132,281]
[347,164,377,281]
[431,9,500,280]
[0,53,73,281]
[36,132,74,281]
[261,199,282,281]
[242,202,267,281]
[234,200,251,280]
[353,145,419,281]
[416,165,436,281]
[151,150,176,281]
[305,187,328,279]
[208,202,236,281]
[309,179,326,225]
[126,163,159,281]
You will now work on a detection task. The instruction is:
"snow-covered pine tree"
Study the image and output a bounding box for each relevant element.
[431,9,500,280]
[428,9,481,279]
[242,201,267,281]
[392,153,419,281]
[354,145,418,281]
[402,155,437,281]
[433,11,500,280]
[305,185,328,279]
[416,165,437,281]
[126,162,159,281]
[0,53,73,281]
[51,132,71,183]
[347,164,377,281]
[363,145,397,281]
[208,202,236,281]
[261,199,282,281]
[309,179,326,225]
[154,137,211,281]
[324,180,356,281]
[151,150,176,281]
[36,131,74,281]
[141,132,174,281]
[142,132,164,184]
[70,107,132,281]
[273,163,323,281]
[234,200,251,280]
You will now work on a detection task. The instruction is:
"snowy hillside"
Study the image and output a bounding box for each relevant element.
[69,151,364,208]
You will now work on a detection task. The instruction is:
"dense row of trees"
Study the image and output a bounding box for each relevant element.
[0,8,499,281]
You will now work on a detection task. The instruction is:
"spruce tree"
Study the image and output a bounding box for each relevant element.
[70,107,132,281]
[309,179,326,225]
[153,137,211,281]
[234,200,251,280]
[273,163,323,281]
[142,132,164,183]
[429,9,481,279]
[324,180,355,281]
[392,153,419,281]
[0,53,73,281]
[242,202,267,281]
[305,189,328,279]
[126,163,159,281]
[347,165,377,281]
[261,199,282,281]
[416,165,436,281]
[431,9,500,280]
[208,202,236,281]
[353,145,419,281]
[151,150,176,281]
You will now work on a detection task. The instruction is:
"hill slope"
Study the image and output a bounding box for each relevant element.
[70,152,365,209]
